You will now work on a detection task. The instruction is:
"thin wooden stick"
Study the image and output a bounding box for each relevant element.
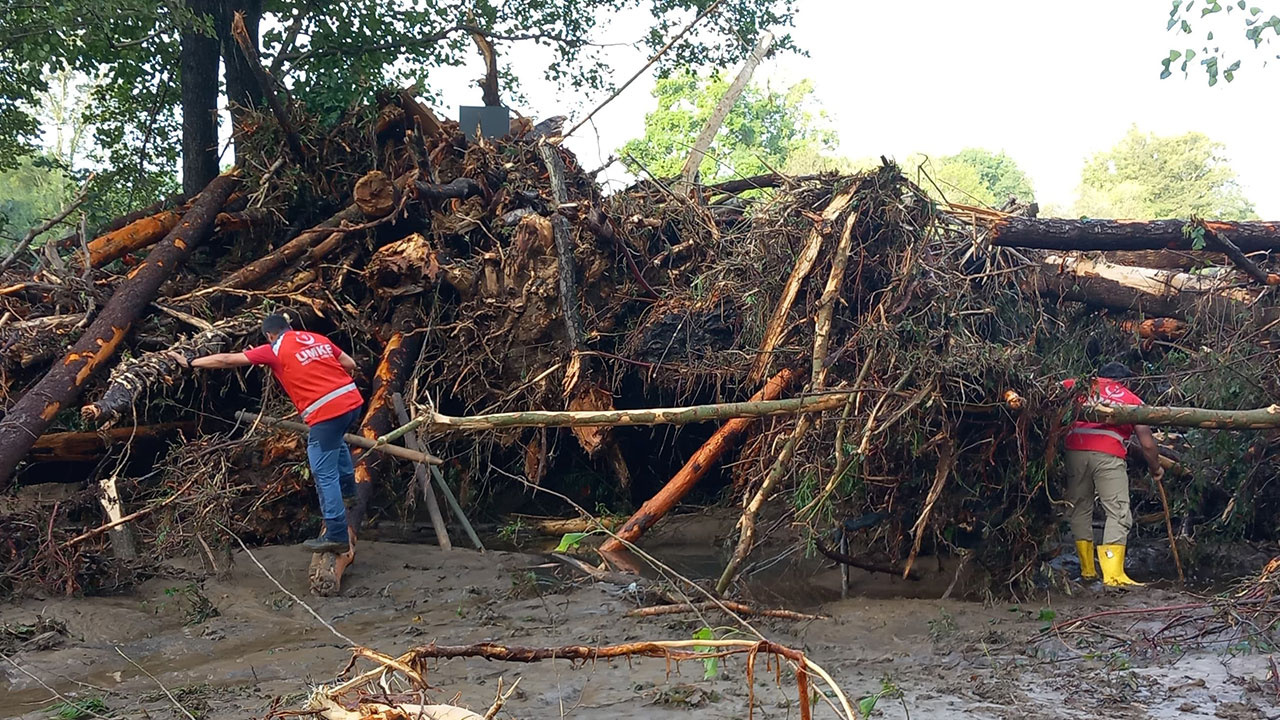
[1152,471,1185,583]
[625,601,824,621]
[0,174,93,271]
[62,478,196,549]
[234,410,442,465]
[392,393,452,551]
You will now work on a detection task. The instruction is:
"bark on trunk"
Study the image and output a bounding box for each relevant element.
[1082,403,1280,429]
[231,10,304,163]
[180,1,222,196]
[989,217,1280,252]
[1030,255,1250,320]
[599,368,794,553]
[0,173,240,488]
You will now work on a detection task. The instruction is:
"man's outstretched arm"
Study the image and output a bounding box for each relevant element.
[167,350,252,369]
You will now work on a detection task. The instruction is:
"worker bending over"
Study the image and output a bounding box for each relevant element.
[1062,362,1164,587]
[169,313,363,553]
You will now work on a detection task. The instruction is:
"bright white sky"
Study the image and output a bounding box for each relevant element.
[422,0,1280,217]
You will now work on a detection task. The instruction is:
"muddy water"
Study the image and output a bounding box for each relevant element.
[2,519,1277,719]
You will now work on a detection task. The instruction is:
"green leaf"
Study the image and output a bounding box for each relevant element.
[554,532,590,552]
[1037,608,1057,622]
[858,693,884,716]
[692,627,718,679]
[1182,19,1193,32]
[1238,0,1247,8]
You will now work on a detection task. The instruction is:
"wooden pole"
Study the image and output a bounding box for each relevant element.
[392,393,452,551]
[233,411,442,464]
[599,368,795,553]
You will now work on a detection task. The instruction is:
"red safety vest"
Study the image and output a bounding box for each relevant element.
[1062,377,1143,458]
[245,330,363,425]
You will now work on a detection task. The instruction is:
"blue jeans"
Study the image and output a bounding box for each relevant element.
[307,408,360,543]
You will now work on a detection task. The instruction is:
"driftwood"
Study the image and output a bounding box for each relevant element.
[0,173,241,489]
[85,207,182,267]
[221,204,363,290]
[28,422,195,464]
[600,368,795,553]
[348,330,423,531]
[625,600,822,621]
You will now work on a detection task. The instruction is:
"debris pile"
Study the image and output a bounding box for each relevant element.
[4,82,1280,598]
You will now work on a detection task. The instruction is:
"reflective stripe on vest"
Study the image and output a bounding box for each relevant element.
[301,382,358,421]
[1067,427,1126,443]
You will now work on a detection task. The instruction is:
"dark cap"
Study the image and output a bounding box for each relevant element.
[1097,361,1133,380]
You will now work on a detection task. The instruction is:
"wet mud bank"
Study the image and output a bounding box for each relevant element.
[3,531,1279,720]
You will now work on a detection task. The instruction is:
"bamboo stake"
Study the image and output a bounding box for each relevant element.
[1082,402,1280,429]
[233,411,442,465]
[388,396,483,552]
[392,393,452,551]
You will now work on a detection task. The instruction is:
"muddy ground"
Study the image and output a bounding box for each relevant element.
[2,514,1278,720]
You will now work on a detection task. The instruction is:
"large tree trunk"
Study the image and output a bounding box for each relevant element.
[0,174,240,489]
[1030,254,1252,320]
[1082,403,1280,429]
[990,217,1280,252]
[180,0,222,195]
[216,0,265,165]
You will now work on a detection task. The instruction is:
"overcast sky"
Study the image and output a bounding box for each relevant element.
[422,0,1280,217]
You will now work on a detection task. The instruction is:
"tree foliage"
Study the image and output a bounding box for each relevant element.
[1162,0,1280,84]
[1072,126,1255,220]
[904,149,1036,207]
[620,70,837,181]
[2,0,798,192]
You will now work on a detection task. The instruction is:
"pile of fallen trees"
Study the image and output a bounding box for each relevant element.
[4,71,1280,598]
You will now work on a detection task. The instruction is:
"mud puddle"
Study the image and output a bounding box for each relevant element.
[3,521,1278,719]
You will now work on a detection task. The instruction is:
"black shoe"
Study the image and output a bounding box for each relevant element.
[303,537,350,554]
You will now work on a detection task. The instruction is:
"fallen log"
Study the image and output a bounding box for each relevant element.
[0,172,240,489]
[811,532,920,579]
[1082,403,1280,429]
[354,170,400,218]
[599,367,795,553]
[989,217,1280,252]
[235,411,442,465]
[81,318,254,425]
[53,191,188,253]
[28,422,195,463]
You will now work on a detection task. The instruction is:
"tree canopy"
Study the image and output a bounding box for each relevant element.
[2,0,798,195]
[904,149,1036,207]
[1162,0,1280,84]
[619,70,837,182]
[1072,126,1255,220]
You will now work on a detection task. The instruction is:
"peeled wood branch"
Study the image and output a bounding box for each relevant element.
[0,173,240,489]
[600,368,794,553]
[29,422,195,464]
[988,216,1280,252]
[348,331,423,531]
[233,411,442,465]
[1081,403,1280,429]
[85,209,182,267]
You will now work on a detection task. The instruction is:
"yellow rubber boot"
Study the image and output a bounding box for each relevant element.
[1075,539,1098,580]
[1097,544,1144,587]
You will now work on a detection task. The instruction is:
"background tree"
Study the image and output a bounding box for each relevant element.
[1162,0,1280,85]
[903,148,1036,207]
[620,71,838,181]
[1072,126,1255,219]
[3,1,798,198]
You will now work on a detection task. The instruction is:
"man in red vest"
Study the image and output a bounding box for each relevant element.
[1062,362,1163,587]
[169,313,363,553]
